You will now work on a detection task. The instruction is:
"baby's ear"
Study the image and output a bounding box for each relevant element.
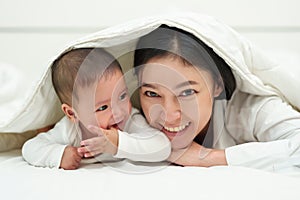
[61,103,77,122]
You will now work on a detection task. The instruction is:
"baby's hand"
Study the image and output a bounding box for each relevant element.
[60,146,83,170]
[78,125,119,157]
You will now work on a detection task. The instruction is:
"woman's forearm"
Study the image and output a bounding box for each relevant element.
[169,142,227,167]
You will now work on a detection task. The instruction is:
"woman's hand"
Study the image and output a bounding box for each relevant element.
[168,142,227,167]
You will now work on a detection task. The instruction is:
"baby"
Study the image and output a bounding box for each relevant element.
[22,48,170,170]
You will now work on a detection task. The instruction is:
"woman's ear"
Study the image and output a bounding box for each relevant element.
[61,103,77,122]
[213,77,224,98]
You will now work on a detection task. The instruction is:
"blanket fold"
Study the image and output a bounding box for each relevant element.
[1,12,299,133]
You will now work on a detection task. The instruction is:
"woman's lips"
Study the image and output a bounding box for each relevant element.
[161,122,191,138]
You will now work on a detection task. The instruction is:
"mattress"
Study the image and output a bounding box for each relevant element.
[0,149,300,200]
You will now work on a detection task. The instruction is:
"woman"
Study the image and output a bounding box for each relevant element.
[133,25,300,172]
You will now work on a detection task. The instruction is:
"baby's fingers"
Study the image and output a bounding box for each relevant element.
[77,146,94,157]
[80,136,103,147]
[82,149,103,158]
[79,147,104,157]
[77,146,89,154]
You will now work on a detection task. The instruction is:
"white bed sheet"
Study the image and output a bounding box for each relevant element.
[0,149,300,200]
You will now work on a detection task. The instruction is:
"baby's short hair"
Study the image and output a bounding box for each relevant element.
[51,48,122,105]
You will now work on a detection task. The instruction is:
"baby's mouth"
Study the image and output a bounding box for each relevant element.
[111,124,119,129]
[110,119,124,130]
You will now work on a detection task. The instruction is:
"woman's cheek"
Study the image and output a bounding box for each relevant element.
[141,99,162,127]
[149,104,166,125]
[178,97,200,119]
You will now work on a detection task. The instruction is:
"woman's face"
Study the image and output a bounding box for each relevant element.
[139,57,222,149]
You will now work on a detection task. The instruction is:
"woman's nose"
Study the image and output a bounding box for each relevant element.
[161,98,181,123]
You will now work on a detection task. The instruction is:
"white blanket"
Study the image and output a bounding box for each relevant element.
[1,12,300,133]
[0,63,27,121]
[1,150,300,200]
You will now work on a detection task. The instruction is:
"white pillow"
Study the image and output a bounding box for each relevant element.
[0,63,27,120]
[0,62,63,133]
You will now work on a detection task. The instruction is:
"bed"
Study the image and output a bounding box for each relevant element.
[1,149,300,200]
[1,12,300,200]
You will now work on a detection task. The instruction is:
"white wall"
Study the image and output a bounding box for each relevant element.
[1,0,300,85]
[1,0,300,27]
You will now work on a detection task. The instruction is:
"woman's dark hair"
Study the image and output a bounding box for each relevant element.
[134,25,236,100]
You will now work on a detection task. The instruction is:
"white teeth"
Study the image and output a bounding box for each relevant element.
[164,122,190,132]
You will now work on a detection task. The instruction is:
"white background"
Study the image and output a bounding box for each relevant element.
[1,0,300,84]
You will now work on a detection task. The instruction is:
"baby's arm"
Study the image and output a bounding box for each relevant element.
[114,108,171,162]
[22,116,81,169]
[78,108,171,162]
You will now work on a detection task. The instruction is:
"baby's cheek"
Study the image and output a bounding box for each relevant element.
[94,115,109,129]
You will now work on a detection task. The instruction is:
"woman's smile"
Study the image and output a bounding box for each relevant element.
[162,122,191,138]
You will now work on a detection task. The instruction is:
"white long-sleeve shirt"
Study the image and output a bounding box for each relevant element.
[22,108,171,168]
[213,91,300,173]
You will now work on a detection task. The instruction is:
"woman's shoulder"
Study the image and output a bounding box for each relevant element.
[227,90,282,112]
[225,90,300,124]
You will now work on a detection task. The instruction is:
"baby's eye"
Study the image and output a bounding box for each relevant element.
[180,89,196,97]
[119,92,128,101]
[96,105,108,112]
[145,91,160,97]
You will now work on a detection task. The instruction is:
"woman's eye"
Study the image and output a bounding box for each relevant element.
[96,105,108,112]
[180,89,196,97]
[119,92,128,101]
[145,91,160,97]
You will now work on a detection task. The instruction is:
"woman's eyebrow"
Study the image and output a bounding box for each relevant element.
[140,81,198,89]
[175,81,199,89]
[140,83,156,89]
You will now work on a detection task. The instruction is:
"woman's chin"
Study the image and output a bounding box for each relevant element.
[162,124,195,149]
[171,144,184,150]
[169,133,194,149]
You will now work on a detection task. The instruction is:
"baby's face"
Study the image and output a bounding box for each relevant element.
[75,69,132,130]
